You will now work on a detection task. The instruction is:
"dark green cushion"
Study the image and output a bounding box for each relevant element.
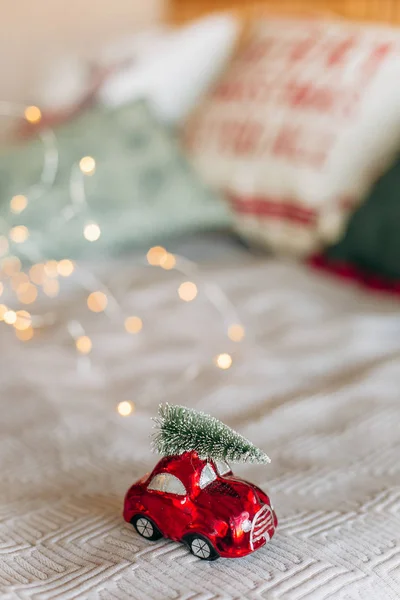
[324,155,400,281]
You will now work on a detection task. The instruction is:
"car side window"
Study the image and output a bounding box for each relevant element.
[214,459,231,476]
[199,464,217,489]
[148,473,186,496]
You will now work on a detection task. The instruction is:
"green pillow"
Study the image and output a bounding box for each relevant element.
[324,155,400,281]
[0,101,231,260]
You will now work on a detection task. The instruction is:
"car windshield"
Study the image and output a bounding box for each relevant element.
[148,473,186,496]
[199,463,217,489]
[214,459,231,476]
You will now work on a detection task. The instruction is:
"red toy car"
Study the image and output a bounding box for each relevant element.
[124,450,277,560]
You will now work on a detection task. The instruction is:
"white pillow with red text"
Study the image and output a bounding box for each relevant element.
[185,18,400,256]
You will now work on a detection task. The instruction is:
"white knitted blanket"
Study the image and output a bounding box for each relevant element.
[1,258,400,600]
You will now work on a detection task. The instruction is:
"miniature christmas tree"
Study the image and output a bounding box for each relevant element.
[152,403,270,464]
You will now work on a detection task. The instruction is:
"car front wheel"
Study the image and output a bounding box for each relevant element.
[131,515,162,541]
[186,534,219,561]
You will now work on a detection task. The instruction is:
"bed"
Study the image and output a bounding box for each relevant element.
[1,2,400,599]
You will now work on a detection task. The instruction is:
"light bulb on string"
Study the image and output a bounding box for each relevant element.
[84,223,101,242]
[79,156,96,175]
[14,310,32,331]
[117,401,134,417]
[125,316,143,334]
[214,353,233,370]
[10,195,28,214]
[9,225,29,244]
[228,324,245,342]
[24,105,42,124]
[178,281,198,302]
[3,310,17,325]
[76,335,92,354]
[57,259,74,277]
[147,246,167,266]
[87,291,108,313]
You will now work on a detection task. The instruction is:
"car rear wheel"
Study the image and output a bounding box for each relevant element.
[186,534,219,561]
[131,515,162,541]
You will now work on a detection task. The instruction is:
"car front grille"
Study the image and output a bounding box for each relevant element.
[250,505,274,550]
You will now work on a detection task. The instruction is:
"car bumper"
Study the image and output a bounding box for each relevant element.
[216,524,275,559]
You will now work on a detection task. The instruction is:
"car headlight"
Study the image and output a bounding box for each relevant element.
[241,518,252,533]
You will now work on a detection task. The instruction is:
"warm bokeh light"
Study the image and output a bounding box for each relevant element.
[178,281,198,302]
[43,279,59,298]
[11,273,30,293]
[29,263,46,285]
[15,326,34,341]
[215,353,233,370]
[117,401,134,416]
[79,156,96,175]
[228,324,245,342]
[2,256,21,276]
[160,252,176,270]
[17,284,38,304]
[76,335,92,354]
[146,246,167,266]
[124,316,143,334]
[4,310,17,325]
[0,282,3,297]
[87,291,108,313]
[24,105,42,124]
[0,304,8,320]
[44,260,58,278]
[9,225,29,244]
[10,194,28,214]
[14,310,32,331]
[57,259,74,277]
[0,236,9,257]
[84,223,101,241]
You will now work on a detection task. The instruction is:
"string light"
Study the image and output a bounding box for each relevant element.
[14,310,32,331]
[79,156,96,175]
[228,324,245,342]
[160,252,176,270]
[147,246,167,266]
[15,326,34,341]
[10,195,28,214]
[124,316,143,334]
[24,105,42,124]
[178,281,198,302]
[87,291,108,313]
[43,279,59,298]
[83,223,101,242]
[76,335,92,354]
[3,310,17,325]
[0,237,8,257]
[117,401,134,416]
[9,225,29,244]
[57,259,74,277]
[0,107,246,391]
[214,353,233,370]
